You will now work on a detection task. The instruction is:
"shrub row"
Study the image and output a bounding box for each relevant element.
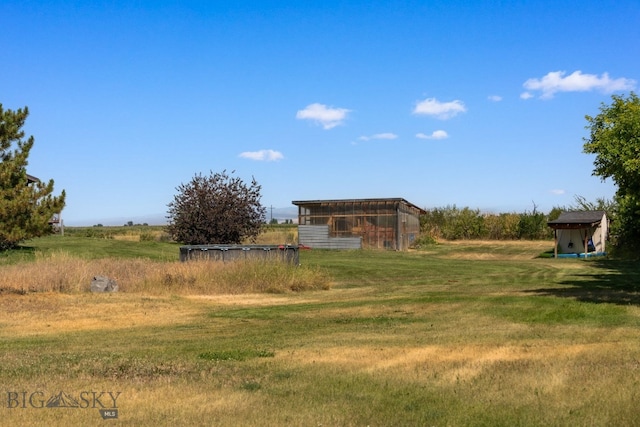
[419,205,553,242]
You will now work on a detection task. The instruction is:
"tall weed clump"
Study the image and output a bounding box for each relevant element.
[141,259,331,294]
[250,225,298,245]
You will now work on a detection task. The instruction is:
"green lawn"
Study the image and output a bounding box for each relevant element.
[1,237,639,426]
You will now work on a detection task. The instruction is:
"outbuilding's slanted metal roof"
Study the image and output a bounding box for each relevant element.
[547,210,606,229]
[291,198,426,214]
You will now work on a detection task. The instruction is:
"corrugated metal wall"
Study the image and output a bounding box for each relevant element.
[298,225,362,249]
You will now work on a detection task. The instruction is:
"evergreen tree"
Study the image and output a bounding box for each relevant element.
[0,104,66,250]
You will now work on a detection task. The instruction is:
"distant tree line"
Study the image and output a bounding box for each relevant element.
[269,218,294,225]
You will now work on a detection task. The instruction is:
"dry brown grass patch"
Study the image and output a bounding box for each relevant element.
[0,293,199,335]
[280,341,623,386]
[441,240,552,260]
[0,251,331,295]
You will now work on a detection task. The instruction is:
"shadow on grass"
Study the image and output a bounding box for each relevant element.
[525,259,640,306]
[0,245,36,262]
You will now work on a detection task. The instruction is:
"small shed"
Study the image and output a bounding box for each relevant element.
[292,198,425,251]
[547,211,608,258]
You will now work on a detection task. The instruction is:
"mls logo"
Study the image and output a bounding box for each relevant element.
[6,390,121,419]
[100,409,119,419]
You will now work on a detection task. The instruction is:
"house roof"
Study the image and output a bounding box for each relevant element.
[26,174,40,184]
[547,210,606,229]
[291,198,427,214]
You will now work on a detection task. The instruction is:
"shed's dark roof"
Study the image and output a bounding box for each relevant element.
[547,210,606,228]
[292,198,426,214]
[26,174,39,184]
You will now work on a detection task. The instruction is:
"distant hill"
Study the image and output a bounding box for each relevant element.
[267,206,298,223]
[66,206,299,227]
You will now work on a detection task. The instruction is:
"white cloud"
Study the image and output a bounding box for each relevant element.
[296,103,351,129]
[239,149,284,162]
[488,95,502,102]
[520,92,534,100]
[413,97,467,119]
[358,132,398,141]
[550,189,566,195]
[416,130,449,140]
[523,70,636,99]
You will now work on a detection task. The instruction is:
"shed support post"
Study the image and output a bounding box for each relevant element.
[553,229,558,258]
[584,229,589,258]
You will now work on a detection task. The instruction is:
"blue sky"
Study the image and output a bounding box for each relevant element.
[2,0,639,225]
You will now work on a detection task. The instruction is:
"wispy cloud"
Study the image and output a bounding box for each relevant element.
[520,92,534,100]
[413,97,467,119]
[522,70,636,99]
[416,130,448,140]
[296,103,351,129]
[239,149,284,162]
[358,132,398,141]
[550,189,566,195]
[488,95,502,102]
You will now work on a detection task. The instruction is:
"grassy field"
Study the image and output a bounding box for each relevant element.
[1,232,640,426]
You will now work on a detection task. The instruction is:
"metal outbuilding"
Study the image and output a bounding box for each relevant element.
[292,198,425,250]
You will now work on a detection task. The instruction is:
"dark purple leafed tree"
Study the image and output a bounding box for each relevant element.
[166,170,266,245]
